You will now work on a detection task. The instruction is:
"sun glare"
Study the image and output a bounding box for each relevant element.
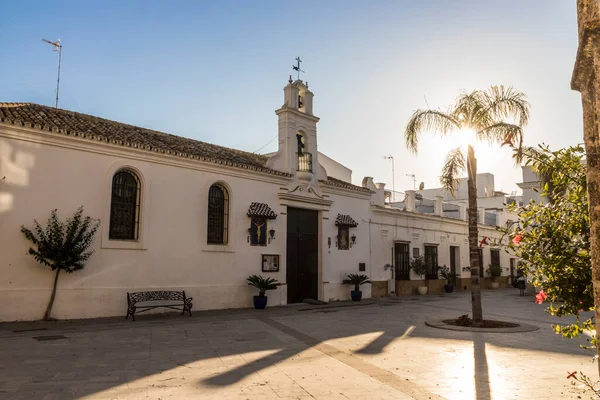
[459,128,477,147]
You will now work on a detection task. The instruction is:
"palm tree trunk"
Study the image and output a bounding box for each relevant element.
[581,84,600,376]
[467,145,483,325]
[43,268,60,321]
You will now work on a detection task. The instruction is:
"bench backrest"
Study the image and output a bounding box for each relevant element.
[128,291,185,303]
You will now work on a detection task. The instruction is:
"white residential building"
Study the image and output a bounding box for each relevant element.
[0,78,517,321]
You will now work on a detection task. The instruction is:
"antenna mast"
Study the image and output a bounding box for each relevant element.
[383,155,396,201]
[406,173,416,190]
[42,38,62,108]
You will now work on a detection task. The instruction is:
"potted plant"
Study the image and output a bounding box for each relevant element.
[247,275,279,309]
[410,255,428,295]
[438,265,457,293]
[342,273,371,301]
[486,263,502,289]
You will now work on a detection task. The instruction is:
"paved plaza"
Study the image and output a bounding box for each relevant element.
[1,289,597,400]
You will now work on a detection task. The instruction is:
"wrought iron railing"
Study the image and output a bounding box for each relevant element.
[297,152,312,172]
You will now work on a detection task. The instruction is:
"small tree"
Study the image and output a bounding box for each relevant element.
[500,145,592,340]
[486,264,502,282]
[21,207,99,320]
[410,256,428,280]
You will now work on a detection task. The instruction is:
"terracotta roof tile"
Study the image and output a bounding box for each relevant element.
[320,177,373,193]
[335,214,358,227]
[0,102,291,177]
[247,202,278,219]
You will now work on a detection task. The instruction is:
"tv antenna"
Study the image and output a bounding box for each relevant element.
[406,173,416,190]
[42,38,62,108]
[383,155,395,201]
[292,57,304,81]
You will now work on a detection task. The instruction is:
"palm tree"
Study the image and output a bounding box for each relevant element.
[404,86,530,325]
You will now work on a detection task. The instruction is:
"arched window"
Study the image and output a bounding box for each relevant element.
[109,169,141,240]
[207,184,229,244]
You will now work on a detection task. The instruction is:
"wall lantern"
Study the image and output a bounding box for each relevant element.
[269,228,276,241]
[328,237,331,248]
[351,234,357,247]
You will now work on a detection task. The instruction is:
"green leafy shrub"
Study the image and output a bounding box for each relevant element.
[486,264,502,281]
[438,265,457,284]
[21,207,100,320]
[499,145,593,343]
[342,274,371,292]
[410,256,427,280]
[246,275,279,297]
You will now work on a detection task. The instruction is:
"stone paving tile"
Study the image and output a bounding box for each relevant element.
[0,289,597,399]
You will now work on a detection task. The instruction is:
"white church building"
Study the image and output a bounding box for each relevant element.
[0,78,518,321]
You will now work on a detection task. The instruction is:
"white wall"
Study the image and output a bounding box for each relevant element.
[0,128,291,321]
[318,152,352,183]
[417,173,496,200]
[320,189,371,301]
[0,123,520,322]
[369,207,516,284]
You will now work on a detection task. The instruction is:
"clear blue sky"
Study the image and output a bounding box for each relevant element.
[0,0,582,195]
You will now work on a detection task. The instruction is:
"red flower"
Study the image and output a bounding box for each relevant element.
[567,371,577,379]
[501,132,515,148]
[535,290,547,304]
[479,236,488,248]
[512,234,523,245]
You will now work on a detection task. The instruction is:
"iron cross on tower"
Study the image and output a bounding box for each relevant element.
[293,57,304,80]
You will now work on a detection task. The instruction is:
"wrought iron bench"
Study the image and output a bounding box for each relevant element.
[126,291,193,321]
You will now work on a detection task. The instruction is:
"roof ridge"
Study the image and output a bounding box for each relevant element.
[0,102,33,107]
[1,102,265,160]
[0,102,287,177]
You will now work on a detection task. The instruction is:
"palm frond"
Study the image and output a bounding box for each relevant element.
[476,122,523,148]
[452,90,487,126]
[404,109,460,153]
[440,146,466,195]
[482,85,530,127]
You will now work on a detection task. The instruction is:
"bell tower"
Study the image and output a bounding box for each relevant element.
[266,77,326,183]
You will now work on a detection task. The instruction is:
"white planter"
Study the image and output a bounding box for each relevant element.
[417,286,428,295]
[490,282,500,289]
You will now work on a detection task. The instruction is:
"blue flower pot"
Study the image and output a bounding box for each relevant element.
[253,296,268,309]
[444,284,454,293]
[350,291,362,301]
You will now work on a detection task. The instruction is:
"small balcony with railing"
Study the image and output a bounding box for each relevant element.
[296,152,313,181]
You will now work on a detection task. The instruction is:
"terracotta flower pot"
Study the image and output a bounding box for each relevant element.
[417,286,428,295]
[490,282,500,289]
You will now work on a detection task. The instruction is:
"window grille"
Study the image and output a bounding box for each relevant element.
[424,245,438,279]
[207,184,229,244]
[297,152,312,172]
[491,249,500,266]
[395,243,410,280]
[109,170,141,240]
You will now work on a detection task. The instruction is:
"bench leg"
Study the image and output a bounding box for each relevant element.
[184,300,193,317]
[126,305,136,321]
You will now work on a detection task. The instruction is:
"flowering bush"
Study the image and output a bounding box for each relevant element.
[498,145,594,344]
